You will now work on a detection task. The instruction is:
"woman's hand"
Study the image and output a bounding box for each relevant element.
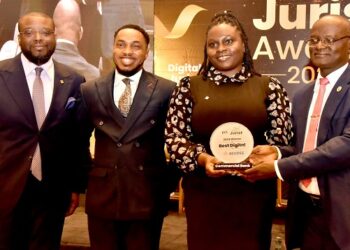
[198,153,229,177]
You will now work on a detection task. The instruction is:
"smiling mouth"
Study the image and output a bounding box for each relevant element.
[121,57,134,64]
[217,55,231,61]
[313,53,329,57]
[33,45,45,50]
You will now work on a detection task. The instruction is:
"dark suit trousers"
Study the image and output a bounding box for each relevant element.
[88,215,164,250]
[298,190,339,250]
[0,174,67,250]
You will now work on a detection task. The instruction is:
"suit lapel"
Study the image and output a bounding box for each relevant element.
[119,71,157,140]
[42,62,74,129]
[93,71,157,141]
[318,66,350,144]
[95,71,127,125]
[3,55,37,127]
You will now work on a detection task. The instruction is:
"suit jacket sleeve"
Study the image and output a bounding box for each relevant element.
[278,72,350,181]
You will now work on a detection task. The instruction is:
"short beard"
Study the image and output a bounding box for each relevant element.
[116,63,143,77]
[22,49,54,66]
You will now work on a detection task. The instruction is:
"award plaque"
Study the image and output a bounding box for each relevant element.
[210,122,254,170]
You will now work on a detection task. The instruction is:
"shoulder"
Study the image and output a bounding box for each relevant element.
[54,60,84,81]
[252,74,287,93]
[143,70,176,91]
[293,82,314,99]
[248,74,275,86]
[82,71,114,91]
[0,57,13,68]
[186,75,206,87]
[0,59,11,73]
[145,71,174,84]
[0,55,20,72]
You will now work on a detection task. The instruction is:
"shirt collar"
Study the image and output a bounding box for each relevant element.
[115,69,143,84]
[207,64,251,86]
[316,63,348,86]
[21,53,54,79]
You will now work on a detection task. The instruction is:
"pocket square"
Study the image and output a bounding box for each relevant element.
[65,97,77,110]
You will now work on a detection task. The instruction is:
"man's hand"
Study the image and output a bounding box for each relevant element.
[242,145,279,182]
[65,192,80,217]
[248,145,278,165]
[242,160,276,182]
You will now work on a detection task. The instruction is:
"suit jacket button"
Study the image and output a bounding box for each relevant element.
[135,142,140,147]
[98,120,104,126]
[139,165,144,171]
[114,165,118,169]
[150,119,155,124]
[117,143,122,147]
[28,156,33,160]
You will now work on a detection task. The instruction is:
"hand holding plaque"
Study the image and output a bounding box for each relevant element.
[209,122,253,170]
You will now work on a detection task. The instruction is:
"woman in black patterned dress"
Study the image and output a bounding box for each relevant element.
[165,11,293,250]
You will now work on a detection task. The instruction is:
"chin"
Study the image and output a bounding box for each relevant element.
[116,65,143,77]
[23,51,53,65]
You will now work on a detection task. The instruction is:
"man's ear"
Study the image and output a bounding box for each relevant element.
[79,26,83,41]
[16,22,21,44]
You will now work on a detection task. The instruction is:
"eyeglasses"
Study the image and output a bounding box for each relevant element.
[307,36,350,47]
[19,29,54,38]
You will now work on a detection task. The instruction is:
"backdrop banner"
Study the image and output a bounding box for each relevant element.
[154,0,350,98]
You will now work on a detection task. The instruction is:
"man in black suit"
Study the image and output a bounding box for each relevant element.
[244,15,350,250]
[0,12,89,250]
[80,24,176,250]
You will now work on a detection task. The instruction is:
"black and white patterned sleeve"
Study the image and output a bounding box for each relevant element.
[264,77,293,146]
[165,77,206,173]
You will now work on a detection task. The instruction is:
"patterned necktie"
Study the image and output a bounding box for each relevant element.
[118,78,132,117]
[301,77,329,187]
[31,67,45,181]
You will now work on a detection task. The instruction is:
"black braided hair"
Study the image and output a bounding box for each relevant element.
[198,10,258,79]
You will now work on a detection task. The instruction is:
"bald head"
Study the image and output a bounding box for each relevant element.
[53,0,82,45]
[313,15,350,32]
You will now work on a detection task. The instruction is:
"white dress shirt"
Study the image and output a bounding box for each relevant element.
[21,54,54,115]
[113,69,142,108]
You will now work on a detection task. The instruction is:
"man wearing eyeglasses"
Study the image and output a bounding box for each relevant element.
[244,15,350,250]
[0,12,89,250]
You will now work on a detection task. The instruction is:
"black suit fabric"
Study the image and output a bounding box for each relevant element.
[80,70,177,250]
[279,65,350,250]
[0,54,89,250]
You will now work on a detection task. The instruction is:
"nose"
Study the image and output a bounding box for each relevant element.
[217,43,224,51]
[216,42,227,52]
[122,45,133,55]
[33,31,43,40]
[314,39,328,49]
